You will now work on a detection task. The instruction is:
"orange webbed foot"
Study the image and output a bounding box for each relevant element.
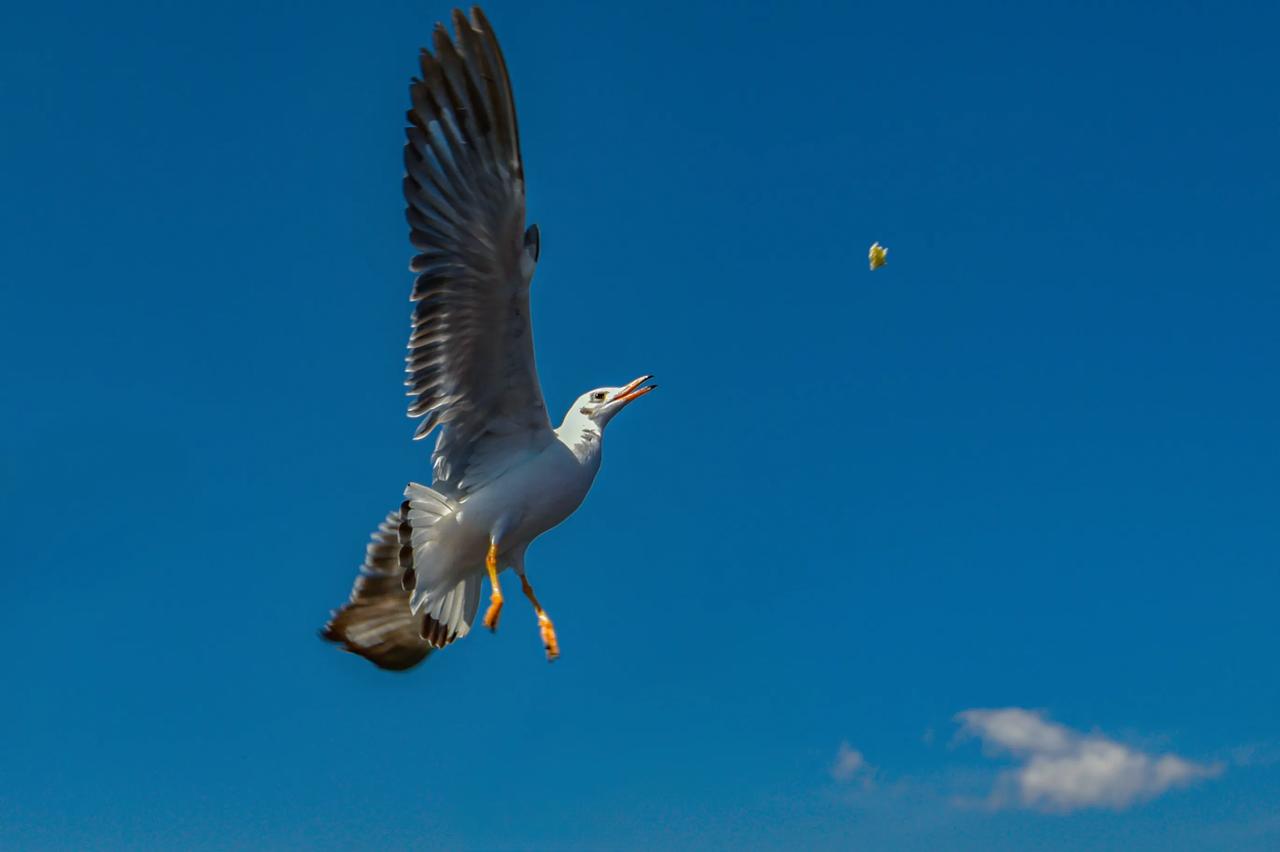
[538,612,559,661]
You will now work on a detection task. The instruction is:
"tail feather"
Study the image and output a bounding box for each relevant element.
[322,482,478,669]
[402,481,458,613]
[419,574,482,647]
[401,481,480,648]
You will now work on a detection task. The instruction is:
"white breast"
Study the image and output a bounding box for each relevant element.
[457,432,600,550]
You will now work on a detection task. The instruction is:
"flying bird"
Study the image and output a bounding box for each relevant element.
[322,7,655,670]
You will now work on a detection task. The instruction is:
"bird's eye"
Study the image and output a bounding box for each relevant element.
[590,391,607,403]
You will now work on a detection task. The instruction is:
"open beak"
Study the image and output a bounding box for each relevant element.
[611,374,657,405]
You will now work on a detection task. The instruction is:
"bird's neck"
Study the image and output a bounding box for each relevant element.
[557,414,604,464]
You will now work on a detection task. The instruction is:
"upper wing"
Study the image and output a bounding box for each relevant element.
[403,8,553,496]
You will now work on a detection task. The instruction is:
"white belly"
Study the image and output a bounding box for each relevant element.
[449,438,598,569]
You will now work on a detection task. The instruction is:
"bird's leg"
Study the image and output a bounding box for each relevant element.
[518,572,559,662]
[482,540,503,632]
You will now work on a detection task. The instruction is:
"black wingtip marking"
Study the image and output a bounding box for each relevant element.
[524,223,540,262]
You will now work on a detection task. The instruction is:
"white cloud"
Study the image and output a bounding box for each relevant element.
[831,741,875,786]
[955,708,1222,812]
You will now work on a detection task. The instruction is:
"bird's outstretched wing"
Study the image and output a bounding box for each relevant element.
[321,512,431,671]
[404,7,553,497]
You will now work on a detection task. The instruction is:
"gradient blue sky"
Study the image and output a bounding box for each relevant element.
[3,1,1279,849]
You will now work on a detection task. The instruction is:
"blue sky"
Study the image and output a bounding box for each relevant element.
[3,0,1279,849]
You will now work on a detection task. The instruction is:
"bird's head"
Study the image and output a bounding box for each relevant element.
[571,375,657,427]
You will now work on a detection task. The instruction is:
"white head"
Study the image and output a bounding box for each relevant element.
[563,374,657,430]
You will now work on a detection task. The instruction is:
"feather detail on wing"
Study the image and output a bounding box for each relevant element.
[321,512,432,671]
[403,7,553,497]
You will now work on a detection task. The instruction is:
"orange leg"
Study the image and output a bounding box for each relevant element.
[482,541,503,632]
[519,572,559,662]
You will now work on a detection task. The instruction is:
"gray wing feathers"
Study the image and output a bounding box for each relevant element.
[404,8,552,497]
[321,512,432,671]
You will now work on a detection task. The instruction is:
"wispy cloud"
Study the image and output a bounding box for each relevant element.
[955,707,1222,813]
[831,741,876,787]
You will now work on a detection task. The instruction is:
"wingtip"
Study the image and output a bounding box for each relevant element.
[433,22,454,52]
[318,618,341,644]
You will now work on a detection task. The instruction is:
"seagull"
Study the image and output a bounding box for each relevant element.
[321,7,656,670]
